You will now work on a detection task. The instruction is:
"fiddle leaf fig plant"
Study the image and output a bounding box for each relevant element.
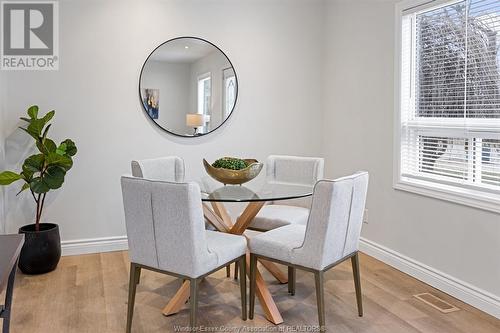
[0,106,77,232]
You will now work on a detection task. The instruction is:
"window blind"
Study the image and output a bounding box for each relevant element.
[400,0,500,192]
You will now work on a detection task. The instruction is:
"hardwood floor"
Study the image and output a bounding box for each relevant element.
[2,251,499,332]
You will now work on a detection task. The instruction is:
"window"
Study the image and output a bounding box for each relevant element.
[223,67,237,118]
[197,73,211,132]
[395,0,500,212]
[198,73,211,115]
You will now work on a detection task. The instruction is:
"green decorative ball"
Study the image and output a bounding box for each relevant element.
[212,157,249,170]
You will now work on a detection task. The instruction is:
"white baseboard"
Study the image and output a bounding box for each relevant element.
[61,236,128,256]
[359,237,500,319]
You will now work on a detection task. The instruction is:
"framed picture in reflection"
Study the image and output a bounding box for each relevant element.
[142,88,159,119]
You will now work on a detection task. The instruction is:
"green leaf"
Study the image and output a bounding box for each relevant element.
[16,183,30,196]
[22,166,34,181]
[61,139,77,157]
[35,141,45,153]
[41,123,51,140]
[43,166,65,189]
[45,138,57,152]
[56,142,67,155]
[36,138,57,154]
[31,165,66,193]
[26,119,45,138]
[26,110,55,138]
[18,126,39,141]
[30,177,50,194]
[46,152,73,171]
[42,110,55,124]
[27,105,39,119]
[23,154,44,173]
[0,171,22,185]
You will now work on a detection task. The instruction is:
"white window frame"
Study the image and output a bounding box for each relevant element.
[222,67,237,119]
[393,0,500,214]
[197,72,211,115]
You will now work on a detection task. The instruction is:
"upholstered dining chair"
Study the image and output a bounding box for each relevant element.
[248,155,324,231]
[121,176,247,331]
[131,156,185,182]
[248,172,369,328]
[230,155,324,279]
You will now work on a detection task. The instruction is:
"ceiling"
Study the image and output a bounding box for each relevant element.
[149,38,217,63]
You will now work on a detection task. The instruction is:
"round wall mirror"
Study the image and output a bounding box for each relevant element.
[139,37,238,137]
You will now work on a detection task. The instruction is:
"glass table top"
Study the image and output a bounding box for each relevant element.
[195,176,314,202]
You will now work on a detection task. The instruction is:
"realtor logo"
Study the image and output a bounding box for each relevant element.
[1,1,59,70]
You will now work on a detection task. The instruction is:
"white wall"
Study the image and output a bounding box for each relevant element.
[141,60,191,134]
[322,0,500,316]
[2,0,325,240]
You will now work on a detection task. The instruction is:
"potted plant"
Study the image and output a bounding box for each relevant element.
[203,157,263,185]
[0,105,77,274]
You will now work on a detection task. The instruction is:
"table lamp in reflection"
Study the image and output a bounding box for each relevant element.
[186,114,210,135]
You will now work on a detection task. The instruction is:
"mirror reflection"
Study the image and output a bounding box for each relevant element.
[139,37,238,136]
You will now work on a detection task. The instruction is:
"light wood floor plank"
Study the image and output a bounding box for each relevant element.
[1,251,498,333]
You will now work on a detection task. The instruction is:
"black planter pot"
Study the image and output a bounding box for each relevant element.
[18,223,61,275]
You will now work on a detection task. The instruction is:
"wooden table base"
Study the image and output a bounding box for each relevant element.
[161,201,285,324]
[258,259,288,284]
[162,280,190,316]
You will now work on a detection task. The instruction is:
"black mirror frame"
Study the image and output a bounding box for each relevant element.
[138,36,239,138]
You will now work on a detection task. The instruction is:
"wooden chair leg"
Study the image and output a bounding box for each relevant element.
[189,278,199,329]
[234,262,239,280]
[239,257,247,320]
[314,271,325,330]
[288,267,296,295]
[226,265,231,277]
[351,253,363,317]
[126,263,141,333]
[249,254,257,320]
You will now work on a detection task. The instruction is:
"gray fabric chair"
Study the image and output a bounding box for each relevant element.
[131,156,185,182]
[248,155,324,231]
[121,176,247,331]
[231,155,324,280]
[248,172,369,328]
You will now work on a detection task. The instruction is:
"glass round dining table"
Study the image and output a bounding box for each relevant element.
[161,177,314,325]
[199,177,314,202]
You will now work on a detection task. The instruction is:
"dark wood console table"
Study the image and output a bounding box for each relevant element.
[0,235,24,333]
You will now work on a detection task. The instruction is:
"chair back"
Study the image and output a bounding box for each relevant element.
[131,156,185,182]
[121,176,216,277]
[266,155,324,207]
[266,155,324,186]
[293,172,369,270]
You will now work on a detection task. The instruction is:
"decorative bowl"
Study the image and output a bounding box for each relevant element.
[203,158,263,185]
